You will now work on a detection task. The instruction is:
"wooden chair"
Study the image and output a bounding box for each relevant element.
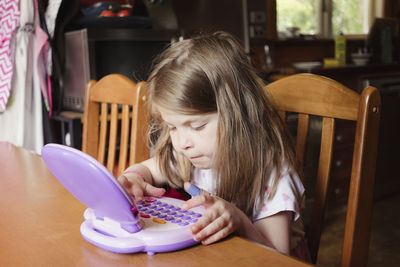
[265,73,381,266]
[82,74,149,177]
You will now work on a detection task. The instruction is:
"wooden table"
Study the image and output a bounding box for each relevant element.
[0,142,313,266]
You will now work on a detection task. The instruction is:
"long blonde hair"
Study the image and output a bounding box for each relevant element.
[147,31,300,217]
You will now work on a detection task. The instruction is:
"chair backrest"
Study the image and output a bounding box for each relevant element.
[82,74,149,177]
[265,73,381,266]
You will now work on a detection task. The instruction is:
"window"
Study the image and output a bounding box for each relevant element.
[276,0,384,38]
[331,0,369,34]
[277,0,318,36]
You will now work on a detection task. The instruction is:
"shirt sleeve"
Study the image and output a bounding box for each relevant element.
[253,168,305,222]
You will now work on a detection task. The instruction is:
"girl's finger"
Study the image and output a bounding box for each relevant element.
[144,183,166,197]
[131,183,145,202]
[182,183,213,210]
[182,193,212,210]
[118,175,132,191]
[193,215,230,242]
[200,225,233,245]
[190,207,220,234]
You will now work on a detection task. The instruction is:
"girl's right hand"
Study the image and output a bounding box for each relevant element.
[117,174,166,202]
[182,182,246,245]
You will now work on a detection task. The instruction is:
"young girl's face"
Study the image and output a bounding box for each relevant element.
[158,107,218,169]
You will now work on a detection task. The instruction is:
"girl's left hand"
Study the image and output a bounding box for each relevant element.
[182,182,246,245]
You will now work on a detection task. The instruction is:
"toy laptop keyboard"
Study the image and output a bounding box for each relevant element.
[41,144,205,255]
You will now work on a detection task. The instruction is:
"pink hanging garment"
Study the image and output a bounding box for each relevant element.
[34,0,51,114]
[0,0,20,112]
[35,24,51,112]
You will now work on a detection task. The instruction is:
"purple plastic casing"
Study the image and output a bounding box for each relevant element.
[41,144,141,233]
[41,144,204,254]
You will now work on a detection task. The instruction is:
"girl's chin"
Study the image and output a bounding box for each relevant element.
[191,163,209,169]
[190,159,212,169]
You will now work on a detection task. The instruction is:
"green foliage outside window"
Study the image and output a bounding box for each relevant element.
[277,0,318,35]
[332,0,366,34]
[277,0,368,36]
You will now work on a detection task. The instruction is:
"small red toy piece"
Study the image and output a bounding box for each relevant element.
[100,10,116,17]
[117,9,130,17]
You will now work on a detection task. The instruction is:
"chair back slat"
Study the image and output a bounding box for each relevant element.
[296,113,310,169]
[82,80,99,158]
[309,117,335,262]
[106,103,119,172]
[98,103,108,164]
[118,104,131,175]
[129,82,150,166]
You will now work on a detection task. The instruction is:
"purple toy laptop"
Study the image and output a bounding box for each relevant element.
[41,144,205,255]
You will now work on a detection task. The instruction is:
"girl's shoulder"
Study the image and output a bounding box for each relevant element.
[254,167,305,222]
[272,166,304,196]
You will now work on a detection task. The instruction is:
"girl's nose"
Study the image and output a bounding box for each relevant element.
[178,132,193,150]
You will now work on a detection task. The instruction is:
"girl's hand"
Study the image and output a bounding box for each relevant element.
[182,182,292,254]
[117,174,165,202]
[182,182,245,245]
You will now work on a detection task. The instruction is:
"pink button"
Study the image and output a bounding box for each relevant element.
[140,213,150,218]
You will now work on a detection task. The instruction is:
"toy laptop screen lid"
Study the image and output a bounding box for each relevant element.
[41,144,204,254]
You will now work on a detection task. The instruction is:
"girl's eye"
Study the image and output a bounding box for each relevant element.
[192,124,206,130]
[167,126,176,131]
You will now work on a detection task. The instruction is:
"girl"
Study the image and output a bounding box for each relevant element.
[118,31,309,261]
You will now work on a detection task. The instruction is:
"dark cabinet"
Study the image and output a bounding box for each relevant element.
[63,28,176,112]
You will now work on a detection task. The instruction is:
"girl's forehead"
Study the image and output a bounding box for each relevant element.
[158,107,217,125]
